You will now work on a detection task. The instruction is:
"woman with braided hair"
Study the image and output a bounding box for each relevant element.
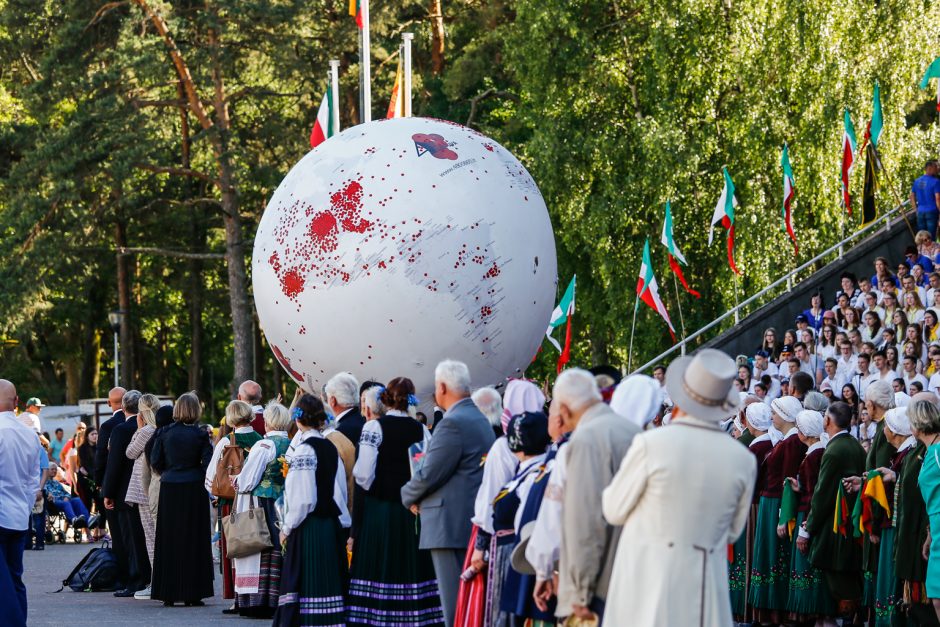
[347,377,443,627]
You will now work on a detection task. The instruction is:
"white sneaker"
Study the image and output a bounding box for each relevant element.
[134,586,151,600]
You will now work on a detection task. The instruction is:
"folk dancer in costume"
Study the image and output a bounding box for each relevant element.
[273,396,350,627]
[890,397,938,625]
[231,402,293,619]
[205,401,262,609]
[750,395,806,623]
[861,381,897,619]
[731,401,773,621]
[784,410,835,622]
[796,402,867,623]
[348,378,443,627]
[487,412,550,626]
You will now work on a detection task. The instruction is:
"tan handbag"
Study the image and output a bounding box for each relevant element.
[211,444,244,499]
[221,496,272,558]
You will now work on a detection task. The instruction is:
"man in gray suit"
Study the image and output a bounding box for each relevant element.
[555,368,640,623]
[401,360,496,627]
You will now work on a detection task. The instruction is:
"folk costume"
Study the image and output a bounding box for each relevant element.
[785,411,835,621]
[601,350,756,626]
[273,430,350,627]
[730,403,773,620]
[233,430,291,618]
[800,430,867,616]
[347,411,443,627]
[205,425,262,599]
[863,394,898,612]
[894,440,935,624]
[750,396,807,622]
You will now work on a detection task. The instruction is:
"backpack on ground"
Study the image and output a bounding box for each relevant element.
[211,444,245,500]
[60,541,120,592]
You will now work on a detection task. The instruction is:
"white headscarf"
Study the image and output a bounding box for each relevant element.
[746,403,772,432]
[884,406,912,437]
[795,410,825,438]
[771,396,803,423]
[894,392,911,408]
[610,375,663,429]
[501,379,546,433]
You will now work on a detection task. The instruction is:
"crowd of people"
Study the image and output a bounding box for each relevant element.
[3,227,940,627]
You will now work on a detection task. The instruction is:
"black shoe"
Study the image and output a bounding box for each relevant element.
[222,606,239,615]
[113,588,137,597]
[75,515,87,529]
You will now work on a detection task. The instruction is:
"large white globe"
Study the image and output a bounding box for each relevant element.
[253,117,558,401]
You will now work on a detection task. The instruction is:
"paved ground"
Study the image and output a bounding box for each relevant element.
[24,540,238,626]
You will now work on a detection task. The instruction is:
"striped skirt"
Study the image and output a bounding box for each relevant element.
[346,495,444,626]
[273,513,347,626]
[235,497,281,618]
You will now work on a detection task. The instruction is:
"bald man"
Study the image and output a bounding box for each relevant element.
[237,380,265,435]
[93,387,127,587]
[0,379,43,626]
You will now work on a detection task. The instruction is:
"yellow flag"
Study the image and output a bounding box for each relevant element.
[864,473,891,517]
[386,57,404,119]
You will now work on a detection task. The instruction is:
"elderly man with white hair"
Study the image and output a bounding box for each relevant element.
[324,372,365,452]
[401,360,495,627]
[545,367,641,623]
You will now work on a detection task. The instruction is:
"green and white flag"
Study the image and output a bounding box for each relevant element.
[546,276,576,352]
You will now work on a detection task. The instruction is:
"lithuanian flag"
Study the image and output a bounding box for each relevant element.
[348,0,363,28]
[852,471,891,537]
[779,480,799,539]
[833,483,851,536]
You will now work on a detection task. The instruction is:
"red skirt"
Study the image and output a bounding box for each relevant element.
[220,503,234,599]
[454,525,486,627]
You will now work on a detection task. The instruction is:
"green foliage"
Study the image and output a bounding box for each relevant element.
[1,0,940,409]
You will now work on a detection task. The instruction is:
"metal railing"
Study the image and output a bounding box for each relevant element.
[630,201,911,374]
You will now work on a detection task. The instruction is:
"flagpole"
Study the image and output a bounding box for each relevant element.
[733,271,740,324]
[361,0,372,123]
[628,298,639,373]
[402,32,413,117]
[671,273,687,354]
[329,59,341,133]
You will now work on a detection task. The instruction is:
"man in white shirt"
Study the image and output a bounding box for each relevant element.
[752,350,778,381]
[901,275,928,308]
[794,342,822,384]
[926,272,940,308]
[16,398,44,433]
[821,358,844,399]
[871,351,896,383]
[902,355,929,392]
[836,341,858,378]
[851,353,876,400]
[854,277,879,310]
[0,379,42,627]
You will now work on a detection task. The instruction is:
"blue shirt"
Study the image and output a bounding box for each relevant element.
[912,175,940,212]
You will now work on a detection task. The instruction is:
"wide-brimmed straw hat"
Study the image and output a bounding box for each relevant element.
[664,348,739,422]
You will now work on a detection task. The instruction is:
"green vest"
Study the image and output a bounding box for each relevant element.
[252,435,290,500]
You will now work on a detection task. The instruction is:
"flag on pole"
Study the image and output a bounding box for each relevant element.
[660,201,700,298]
[546,276,576,373]
[870,81,884,149]
[862,142,879,226]
[841,108,857,215]
[709,166,741,275]
[386,55,405,119]
[781,144,797,256]
[636,239,676,342]
[309,85,335,148]
[920,57,940,111]
[348,0,363,28]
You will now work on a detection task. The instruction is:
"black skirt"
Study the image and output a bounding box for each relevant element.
[151,480,215,602]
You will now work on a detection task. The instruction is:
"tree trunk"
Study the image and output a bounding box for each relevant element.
[79,277,105,398]
[429,0,445,75]
[64,360,81,404]
[114,220,135,387]
[188,213,205,392]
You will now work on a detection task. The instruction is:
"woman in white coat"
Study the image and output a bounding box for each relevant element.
[600,349,757,627]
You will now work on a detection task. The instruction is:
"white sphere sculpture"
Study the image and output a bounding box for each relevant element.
[253,117,558,400]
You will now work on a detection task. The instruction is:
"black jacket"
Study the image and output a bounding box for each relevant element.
[101,415,137,508]
[94,410,125,485]
[335,408,365,451]
[149,422,212,483]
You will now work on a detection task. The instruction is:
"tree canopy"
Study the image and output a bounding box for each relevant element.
[1,0,938,414]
